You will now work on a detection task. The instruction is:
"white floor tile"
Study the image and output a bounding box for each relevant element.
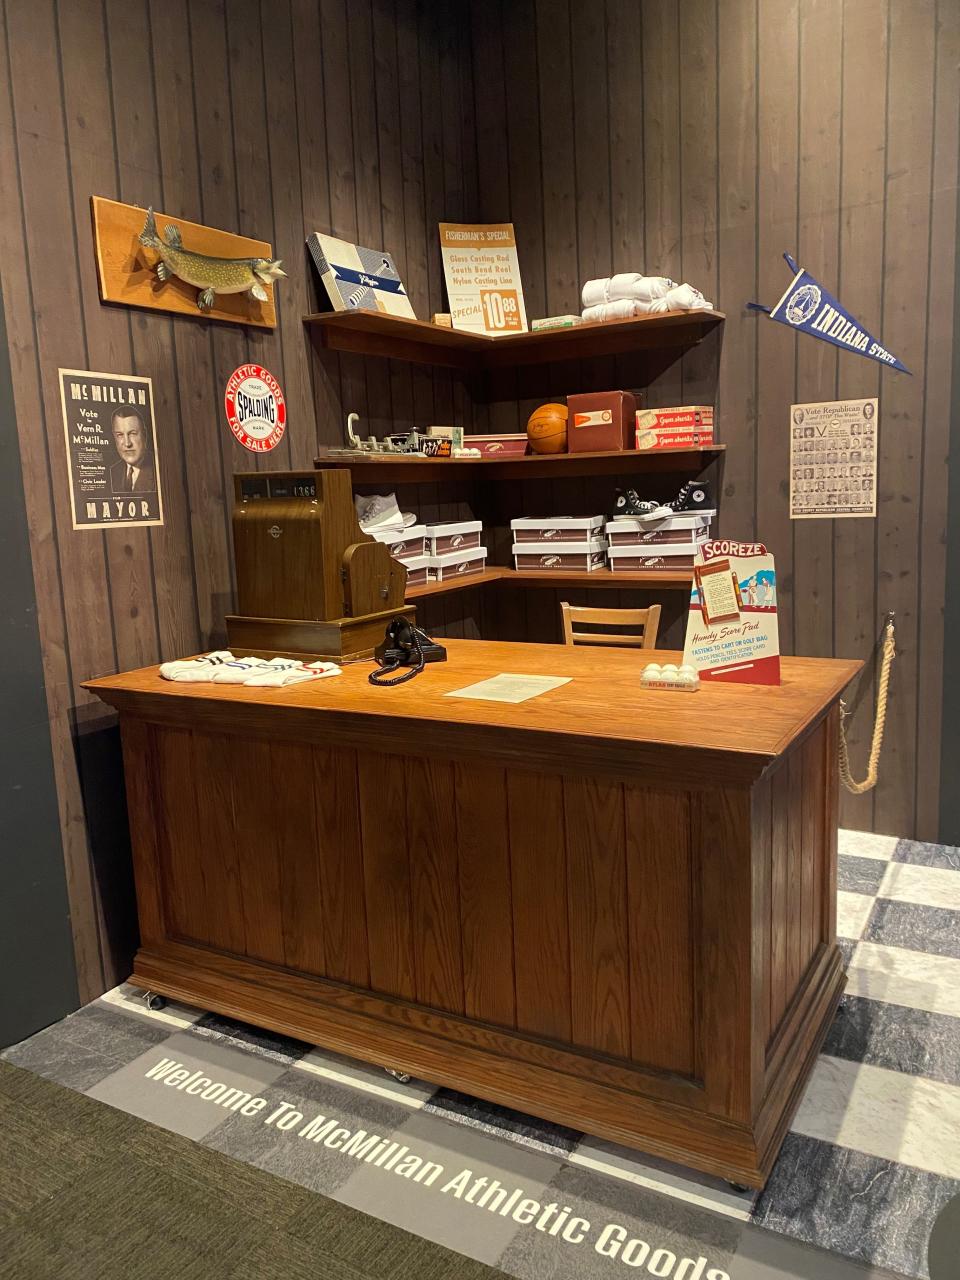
[792,1055,960,1180]
[838,829,899,862]
[846,941,960,1019]
[880,861,960,911]
[837,889,875,940]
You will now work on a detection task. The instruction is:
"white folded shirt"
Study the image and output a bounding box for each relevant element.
[648,283,713,313]
[159,650,234,681]
[582,299,648,321]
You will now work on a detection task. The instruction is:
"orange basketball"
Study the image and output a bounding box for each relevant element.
[526,402,568,454]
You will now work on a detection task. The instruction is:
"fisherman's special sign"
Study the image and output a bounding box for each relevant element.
[59,368,164,530]
[224,364,286,453]
[439,223,528,335]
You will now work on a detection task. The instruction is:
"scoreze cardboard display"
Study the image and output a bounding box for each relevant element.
[682,540,780,684]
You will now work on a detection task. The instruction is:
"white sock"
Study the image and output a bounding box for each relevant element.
[210,657,274,684]
[159,650,234,680]
[242,661,304,687]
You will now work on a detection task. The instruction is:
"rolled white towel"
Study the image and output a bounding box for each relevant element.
[159,650,234,681]
[607,273,676,303]
[649,283,713,313]
[581,277,611,308]
[582,298,654,322]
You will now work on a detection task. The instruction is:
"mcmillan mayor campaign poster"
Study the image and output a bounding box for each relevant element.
[59,368,164,530]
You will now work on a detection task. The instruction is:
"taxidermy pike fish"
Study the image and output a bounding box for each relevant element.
[138,207,286,311]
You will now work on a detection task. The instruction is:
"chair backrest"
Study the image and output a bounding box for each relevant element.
[560,602,662,649]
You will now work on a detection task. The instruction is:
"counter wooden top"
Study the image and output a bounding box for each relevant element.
[86,640,860,786]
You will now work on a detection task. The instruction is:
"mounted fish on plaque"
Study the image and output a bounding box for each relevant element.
[91,196,284,329]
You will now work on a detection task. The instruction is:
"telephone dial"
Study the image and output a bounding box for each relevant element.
[369,617,447,686]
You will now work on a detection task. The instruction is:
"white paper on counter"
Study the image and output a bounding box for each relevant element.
[444,673,571,704]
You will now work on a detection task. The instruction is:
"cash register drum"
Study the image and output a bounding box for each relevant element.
[226,468,413,662]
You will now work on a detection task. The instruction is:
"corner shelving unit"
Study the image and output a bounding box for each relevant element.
[305,308,724,639]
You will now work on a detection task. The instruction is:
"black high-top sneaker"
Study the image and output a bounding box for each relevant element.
[667,479,713,514]
[612,488,665,519]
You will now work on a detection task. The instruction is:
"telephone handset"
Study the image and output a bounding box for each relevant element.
[369,617,447,686]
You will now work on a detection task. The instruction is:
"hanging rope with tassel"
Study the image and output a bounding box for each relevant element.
[838,613,896,794]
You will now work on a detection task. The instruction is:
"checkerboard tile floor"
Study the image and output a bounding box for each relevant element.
[5,830,959,1279]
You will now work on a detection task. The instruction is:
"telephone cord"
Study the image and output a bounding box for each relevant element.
[838,616,895,795]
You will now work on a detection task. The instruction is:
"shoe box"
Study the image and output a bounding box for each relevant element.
[606,512,714,546]
[425,520,483,555]
[468,433,529,457]
[402,554,432,587]
[368,523,428,559]
[427,546,488,580]
[512,539,608,572]
[607,542,703,571]
[635,406,715,451]
[510,515,605,543]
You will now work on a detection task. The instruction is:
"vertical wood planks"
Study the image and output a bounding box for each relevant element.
[313,745,371,988]
[357,751,417,999]
[624,787,696,1077]
[455,761,516,1027]
[507,770,571,1042]
[565,776,630,1058]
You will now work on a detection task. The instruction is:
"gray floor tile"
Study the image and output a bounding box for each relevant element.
[864,900,960,960]
[838,853,886,896]
[496,1159,741,1279]
[203,1064,410,1197]
[1,1004,169,1092]
[86,1029,287,1140]
[753,1131,960,1278]
[894,840,960,871]
[823,994,960,1087]
[423,1087,581,1157]
[336,1108,561,1266]
[837,937,857,969]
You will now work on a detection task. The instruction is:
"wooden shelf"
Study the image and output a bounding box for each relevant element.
[304,308,724,371]
[316,445,724,484]
[404,566,693,601]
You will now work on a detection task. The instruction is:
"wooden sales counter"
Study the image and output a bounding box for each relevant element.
[86,639,860,1187]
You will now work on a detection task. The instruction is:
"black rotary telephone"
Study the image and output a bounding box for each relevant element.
[369,617,447,686]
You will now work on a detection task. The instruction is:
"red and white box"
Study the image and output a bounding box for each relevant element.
[512,539,607,573]
[427,546,488,580]
[402,554,432,587]
[608,541,702,571]
[635,406,715,451]
[510,515,605,543]
[605,513,713,546]
[425,520,483,555]
[369,523,427,560]
[468,433,529,458]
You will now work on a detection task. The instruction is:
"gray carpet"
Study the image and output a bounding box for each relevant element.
[0,1059,505,1280]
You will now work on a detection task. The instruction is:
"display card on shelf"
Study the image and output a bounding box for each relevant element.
[439,223,528,335]
[682,540,780,684]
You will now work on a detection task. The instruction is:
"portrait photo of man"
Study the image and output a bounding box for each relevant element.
[110,407,156,495]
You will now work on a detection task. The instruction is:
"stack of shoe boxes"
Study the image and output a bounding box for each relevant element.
[510,516,607,572]
[606,481,715,572]
[368,522,431,586]
[424,520,488,580]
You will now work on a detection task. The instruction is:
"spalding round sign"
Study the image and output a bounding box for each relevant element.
[224,364,286,453]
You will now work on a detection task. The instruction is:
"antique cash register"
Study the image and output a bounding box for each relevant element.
[226,468,413,661]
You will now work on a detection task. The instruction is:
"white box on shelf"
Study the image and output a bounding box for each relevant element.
[510,515,605,543]
[605,514,713,546]
[402,553,432,587]
[512,539,607,573]
[607,542,702,571]
[425,519,483,555]
[369,523,428,559]
[427,546,488,581]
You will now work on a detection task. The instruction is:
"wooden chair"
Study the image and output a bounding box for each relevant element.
[560,601,662,650]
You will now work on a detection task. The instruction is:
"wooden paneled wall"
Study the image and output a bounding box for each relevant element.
[3,0,958,1002]
[467,0,960,843]
[0,0,475,1001]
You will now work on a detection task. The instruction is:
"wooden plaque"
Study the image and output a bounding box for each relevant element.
[91,196,278,329]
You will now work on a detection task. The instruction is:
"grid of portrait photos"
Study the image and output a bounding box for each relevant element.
[789,397,877,519]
